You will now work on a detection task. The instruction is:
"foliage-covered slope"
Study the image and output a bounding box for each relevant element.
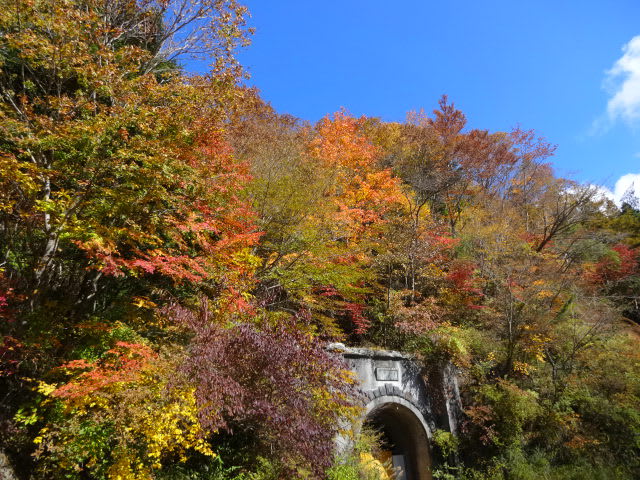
[1,2,640,479]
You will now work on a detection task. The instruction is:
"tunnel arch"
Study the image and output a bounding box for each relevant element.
[363,395,433,480]
[328,344,460,480]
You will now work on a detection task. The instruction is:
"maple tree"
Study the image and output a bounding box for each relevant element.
[32,343,213,479]
[1,1,261,478]
[171,302,358,477]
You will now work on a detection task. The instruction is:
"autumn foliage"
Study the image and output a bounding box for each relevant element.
[1,2,640,480]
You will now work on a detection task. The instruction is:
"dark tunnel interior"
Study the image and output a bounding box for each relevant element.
[363,402,432,480]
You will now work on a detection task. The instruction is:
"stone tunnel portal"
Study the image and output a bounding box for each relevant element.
[328,344,458,480]
[364,402,432,480]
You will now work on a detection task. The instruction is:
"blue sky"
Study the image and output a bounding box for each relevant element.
[221,1,640,201]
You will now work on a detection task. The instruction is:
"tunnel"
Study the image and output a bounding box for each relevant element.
[363,401,432,480]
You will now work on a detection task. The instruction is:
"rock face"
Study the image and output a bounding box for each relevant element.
[0,451,17,480]
[329,344,462,480]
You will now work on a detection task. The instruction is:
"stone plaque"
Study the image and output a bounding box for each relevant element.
[375,367,399,382]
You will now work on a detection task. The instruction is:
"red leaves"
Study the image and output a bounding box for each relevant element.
[608,244,637,279]
[124,254,208,283]
[172,303,357,477]
[447,261,477,291]
[130,259,157,274]
[73,131,261,289]
[464,404,498,446]
[313,286,371,335]
[0,271,17,322]
[424,95,467,143]
[317,285,339,297]
[344,302,369,335]
[588,244,639,286]
[53,342,156,400]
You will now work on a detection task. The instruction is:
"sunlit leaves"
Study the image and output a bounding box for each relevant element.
[34,345,214,479]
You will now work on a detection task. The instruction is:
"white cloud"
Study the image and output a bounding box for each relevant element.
[614,173,640,204]
[605,35,640,125]
[598,173,640,206]
[591,184,616,203]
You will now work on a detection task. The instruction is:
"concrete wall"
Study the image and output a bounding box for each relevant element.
[329,344,462,480]
[332,345,436,432]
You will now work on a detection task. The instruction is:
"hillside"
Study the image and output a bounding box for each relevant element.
[1,1,639,479]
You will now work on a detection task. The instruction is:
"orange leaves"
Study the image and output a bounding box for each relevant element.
[53,342,156,400]
[310,111,379,170]
[309,111,404,242]
[70,128,262,295]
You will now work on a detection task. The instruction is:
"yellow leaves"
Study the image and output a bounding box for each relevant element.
[421,263,446,279]
[131,297,157,309]
[310,371,361,426]
[38,355,216,476]
[138,385,216,467]
[531,333,551,344]
[522,333,551,366]
[359,452,391,480]
[107,452,154,480]
[536,289,554,299]
[231,247,263,270]
[513,361,533,375]
[0,153,39,213]
[531,280,555,299]
[36,381,57,396]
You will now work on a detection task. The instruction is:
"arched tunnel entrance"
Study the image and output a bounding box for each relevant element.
[363,402,432,480]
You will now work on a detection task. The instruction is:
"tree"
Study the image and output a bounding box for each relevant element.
[173,303,358,478]
[0,1,262,476]
[621,185,640,212]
